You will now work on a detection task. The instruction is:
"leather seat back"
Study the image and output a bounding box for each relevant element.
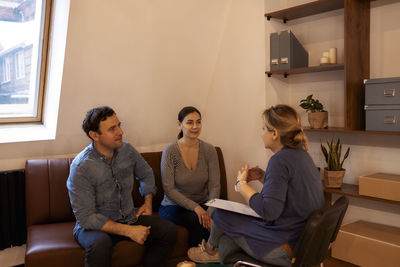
[25,158,75,226]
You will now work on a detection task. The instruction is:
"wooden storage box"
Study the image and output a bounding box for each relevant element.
[359,173,400,202]
[332,221,400,267]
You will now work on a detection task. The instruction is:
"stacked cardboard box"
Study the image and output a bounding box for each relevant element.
[332,221,400,267]
[359,173,400,202]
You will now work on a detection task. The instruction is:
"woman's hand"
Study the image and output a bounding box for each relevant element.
[237,164,249,182]
[194,205,211,231]
[247,166,265,183]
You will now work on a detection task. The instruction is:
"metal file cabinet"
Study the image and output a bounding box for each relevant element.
[364,77,400,132]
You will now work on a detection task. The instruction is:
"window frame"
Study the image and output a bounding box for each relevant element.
[1,56,11,83]
[0,0,53,124]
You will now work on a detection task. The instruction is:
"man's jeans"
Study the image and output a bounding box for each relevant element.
[75,215,177,267]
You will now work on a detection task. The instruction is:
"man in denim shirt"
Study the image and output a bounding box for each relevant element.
[67,106,177,267]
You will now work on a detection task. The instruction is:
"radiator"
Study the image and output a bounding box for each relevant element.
[0,169,26,250]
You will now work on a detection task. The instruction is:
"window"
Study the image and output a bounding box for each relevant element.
[0,0,52,123]
[1,56,11,83]
[15,51,25,79]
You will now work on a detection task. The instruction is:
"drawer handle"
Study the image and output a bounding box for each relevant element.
[384,116,396,124]
[281,57,289,64]
[271,59,279,65]
[383,89,395,97]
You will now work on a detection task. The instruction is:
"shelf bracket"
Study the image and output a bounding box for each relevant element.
[266,16,271,21]
[267,73,272,77]
[284,73,288,78]
[283,18,288,23]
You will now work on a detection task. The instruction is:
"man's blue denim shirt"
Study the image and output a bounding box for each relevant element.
[67,142,156,235]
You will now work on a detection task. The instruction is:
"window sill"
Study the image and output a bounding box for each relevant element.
[0,123,56,144]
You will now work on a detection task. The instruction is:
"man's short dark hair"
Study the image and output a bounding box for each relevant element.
[82,106,115,140]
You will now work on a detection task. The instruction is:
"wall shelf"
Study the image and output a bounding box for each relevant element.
[266,0,370,131]
[324,183,400,206]
[304,127,400,136]
[265,64,344,77]
[265,0,344,23]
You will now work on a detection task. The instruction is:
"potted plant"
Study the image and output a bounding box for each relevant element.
[321,138,350,188]
[299,94,328,129]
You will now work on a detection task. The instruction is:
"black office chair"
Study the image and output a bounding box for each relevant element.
[233,196,349,267]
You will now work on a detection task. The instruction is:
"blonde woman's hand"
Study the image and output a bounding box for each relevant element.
[247,166,265,183]
[237,164,249,182]
[194,205,211,231]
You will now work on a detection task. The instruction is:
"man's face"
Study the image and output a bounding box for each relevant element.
[91,114,124,152]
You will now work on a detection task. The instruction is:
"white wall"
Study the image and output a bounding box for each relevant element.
[265,0,400,227]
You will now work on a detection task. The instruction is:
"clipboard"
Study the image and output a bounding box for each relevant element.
[205,198,261,218]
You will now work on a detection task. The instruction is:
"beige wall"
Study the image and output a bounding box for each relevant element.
[265,0,400,226]
[0,0,266,202]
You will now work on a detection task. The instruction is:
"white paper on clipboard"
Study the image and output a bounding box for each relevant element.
[205,198,261,218]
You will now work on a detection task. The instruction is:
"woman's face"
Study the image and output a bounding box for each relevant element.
[179,112,202,139]
[261,121,275,150]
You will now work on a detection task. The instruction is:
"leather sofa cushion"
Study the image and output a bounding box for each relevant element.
[25,222,84,267]
[26,221,188,267]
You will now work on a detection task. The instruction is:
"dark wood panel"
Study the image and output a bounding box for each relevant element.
[266,64,344,77]
[344,0,370,130]
[265,0,344,22]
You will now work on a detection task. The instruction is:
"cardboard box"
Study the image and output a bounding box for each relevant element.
[359,173,400,201]
[332,221,400,267]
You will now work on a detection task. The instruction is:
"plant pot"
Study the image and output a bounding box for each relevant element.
[308,111,328,129]
[323,168,345,188]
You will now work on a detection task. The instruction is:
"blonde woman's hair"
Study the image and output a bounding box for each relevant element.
[263,104,309,150]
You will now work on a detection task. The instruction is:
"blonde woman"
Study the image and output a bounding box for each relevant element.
[188,104,324,266]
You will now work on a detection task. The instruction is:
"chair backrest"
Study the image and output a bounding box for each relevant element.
[291,196,349,267]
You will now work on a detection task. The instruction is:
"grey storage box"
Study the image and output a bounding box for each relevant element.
[269,30,308,71]
[364,77,400,132]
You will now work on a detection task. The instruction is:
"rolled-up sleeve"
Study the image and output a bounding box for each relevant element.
[130,147,157,197]
[249,157,288,222]
[67,163,108,230]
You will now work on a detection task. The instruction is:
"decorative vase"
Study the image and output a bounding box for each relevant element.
[308,111,328,129]
[323,168,345,188]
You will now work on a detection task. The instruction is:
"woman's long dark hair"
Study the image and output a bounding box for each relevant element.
[177,106,201,139]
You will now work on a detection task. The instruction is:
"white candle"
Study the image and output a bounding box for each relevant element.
[320,57,329,64]
[329,47,337,64]
[323,51,329,58]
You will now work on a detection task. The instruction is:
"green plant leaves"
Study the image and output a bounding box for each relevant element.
[320,138,350,171]
[299,94,324,112]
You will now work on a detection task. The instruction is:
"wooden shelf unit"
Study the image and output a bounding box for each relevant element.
[265,0,370,132]
[304,127,400,136]
[323,183,400,206]
[265,64,344,77]
[265,0,344,23]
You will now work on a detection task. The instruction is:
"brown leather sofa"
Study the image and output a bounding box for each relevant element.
[25,147,227,267]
